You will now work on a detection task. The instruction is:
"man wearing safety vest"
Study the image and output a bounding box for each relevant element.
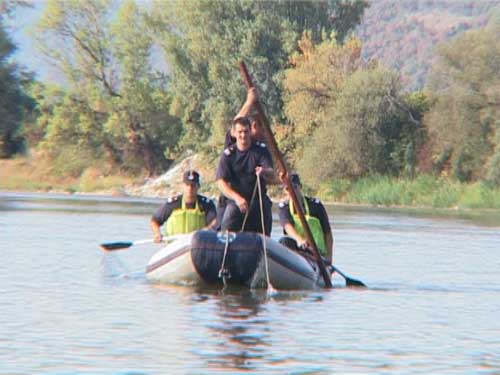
[150,170,217,242]
[278,173,334,263]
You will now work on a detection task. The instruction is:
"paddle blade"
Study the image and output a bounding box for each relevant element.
[100,241,134,251]
[330,265,367,288]
[344,277,367,288]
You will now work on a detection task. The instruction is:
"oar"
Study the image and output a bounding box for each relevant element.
[100,239,154,251]
[327,262,367,288]
[239,61,332,288]
[100,234,187,251]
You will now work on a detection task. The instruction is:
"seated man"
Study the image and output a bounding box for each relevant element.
[278,173,334,263]
[216,117,275,235]
[151,170,216,242]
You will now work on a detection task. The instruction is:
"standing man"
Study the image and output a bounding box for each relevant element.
[151,170,216,242]
[278,173,334,263]
[217,87,269,230]
[216,117,275,235]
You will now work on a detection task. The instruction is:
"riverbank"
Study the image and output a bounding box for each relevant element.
[2,156,500,210]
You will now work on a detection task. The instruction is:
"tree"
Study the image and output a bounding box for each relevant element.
[34,0,180,176]
[425,18,500,182]
[282,34,422,186]
[0,0,34,158]
[149,0,368,153]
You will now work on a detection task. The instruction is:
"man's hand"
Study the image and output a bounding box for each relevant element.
[235,195,248,214]
[297,237,310,250]
[154,233,163,243]
[255,166,275,182]
[279,170,288,184]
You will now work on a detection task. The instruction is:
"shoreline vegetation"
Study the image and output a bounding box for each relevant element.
[3,2,500,216]
[3,156,500,211]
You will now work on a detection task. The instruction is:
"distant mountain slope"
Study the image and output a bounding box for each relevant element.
[357,0,500,91]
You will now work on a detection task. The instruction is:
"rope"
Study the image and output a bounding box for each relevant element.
[256,174,274,292]
[218,230,231,286]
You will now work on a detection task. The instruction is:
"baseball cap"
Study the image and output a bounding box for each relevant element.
[183,170,200,186]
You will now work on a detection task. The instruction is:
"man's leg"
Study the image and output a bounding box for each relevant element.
[220,200,244,232]
[214,195,227,231]
[263,196,273,236]
[246,196,272,235]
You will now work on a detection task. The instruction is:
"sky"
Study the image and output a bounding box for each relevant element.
[6,0,53,82]
[6,0,168,84]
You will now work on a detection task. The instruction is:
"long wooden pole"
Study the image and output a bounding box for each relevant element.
[239,61,332,288]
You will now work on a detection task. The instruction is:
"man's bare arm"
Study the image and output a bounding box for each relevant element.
[234,87,258,120]
[217,179,248,213]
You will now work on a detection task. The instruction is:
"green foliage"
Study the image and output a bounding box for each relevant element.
[150,0,368,152]
[338,174,464,208]
[0,5,34,158]
[287,40,421,186]
[328,174,500,209]
[346,175,411,206]
[425,20,500,183]
[317,178,352,201]
[429,181,462,208]
[34,0,181,176]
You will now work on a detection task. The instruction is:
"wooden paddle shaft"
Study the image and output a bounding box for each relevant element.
[239,61,332,288]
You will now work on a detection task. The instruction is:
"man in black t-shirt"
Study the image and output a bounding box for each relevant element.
[216,117,275,235]
[217,87,270,229]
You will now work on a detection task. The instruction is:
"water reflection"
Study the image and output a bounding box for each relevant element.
[198,288,270,371]
[189,287,319,372]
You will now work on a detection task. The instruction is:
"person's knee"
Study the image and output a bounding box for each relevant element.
[221,202,243,231]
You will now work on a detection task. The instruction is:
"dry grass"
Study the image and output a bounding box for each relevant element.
[0,156,137,195]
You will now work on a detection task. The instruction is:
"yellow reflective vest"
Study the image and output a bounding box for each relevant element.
[289,198,327,256]
[165,197,206,236]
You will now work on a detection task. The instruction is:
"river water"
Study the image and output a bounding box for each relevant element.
[1,192,499,374]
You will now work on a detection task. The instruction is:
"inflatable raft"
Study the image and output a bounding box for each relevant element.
[145,230,329,290]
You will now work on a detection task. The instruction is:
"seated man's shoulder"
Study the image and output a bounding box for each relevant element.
[223,144,235,156]
[306,196,324,207]
[198,194,215,206]
[254,140,267,149]
[166,194,182,204]
[253,141,270,154]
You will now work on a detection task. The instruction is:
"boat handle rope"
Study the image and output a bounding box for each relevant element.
[256,174,275,292]
[240,178,258,232]
[218,230,231,285]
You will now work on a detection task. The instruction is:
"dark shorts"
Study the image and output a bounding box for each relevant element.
[220,196,272,236]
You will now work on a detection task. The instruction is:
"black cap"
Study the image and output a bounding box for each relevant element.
[183,170,200,186]
[290,173,301,187]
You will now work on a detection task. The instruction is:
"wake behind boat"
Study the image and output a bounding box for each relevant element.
[145,230,329,290]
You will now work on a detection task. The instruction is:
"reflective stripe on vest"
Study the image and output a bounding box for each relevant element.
[289,199,327,256]
[165,197,206,236]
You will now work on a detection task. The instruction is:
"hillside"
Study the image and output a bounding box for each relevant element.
[357,0,500,91]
